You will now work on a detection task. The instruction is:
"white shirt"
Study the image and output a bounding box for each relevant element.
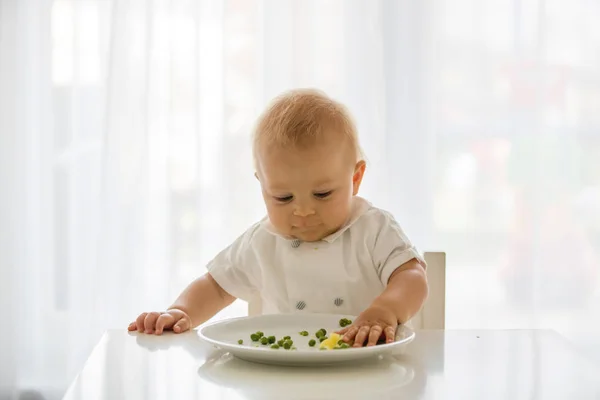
[207,197,426,316]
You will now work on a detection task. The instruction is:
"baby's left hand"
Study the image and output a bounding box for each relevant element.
[336,304,397,347]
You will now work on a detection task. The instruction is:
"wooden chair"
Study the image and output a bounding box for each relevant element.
[248,252,446,329]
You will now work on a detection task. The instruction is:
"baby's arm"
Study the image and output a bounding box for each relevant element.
[339,259,427,347]
[169,273,236,328]
[128,272,235,335]
[372,259,428,323]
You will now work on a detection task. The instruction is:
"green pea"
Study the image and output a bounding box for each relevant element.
[268,336,276,344]
[250,333,260,341]
[308,339,316,347]
[260,337,268,345]
[339,318,353,327]
[299,331,309,336]
[334,342,351,349]
[319,336,328,342]
[256,331,264,338]
[283,342,292,350]
[238,339,243,345]
[338,339,345,345]
[320,347,327,351]
[283,336,291,340]
[277,339,284,346]
[271,344,280,349]
[315,328,327,338]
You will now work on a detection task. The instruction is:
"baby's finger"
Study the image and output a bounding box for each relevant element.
[366,325,383,347]
[353,326,371,347]
[336,326,350,335]
[173,317,190,334]
[341,326,359,342]
[143,312,161,333]
[127,321,137,331]
[155,313,175,335]
[384,326,396,343]
[135,313,148,332]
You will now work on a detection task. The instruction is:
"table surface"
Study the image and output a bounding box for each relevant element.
[63,329,600,400]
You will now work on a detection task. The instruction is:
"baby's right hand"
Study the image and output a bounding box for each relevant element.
[128,309,192,335]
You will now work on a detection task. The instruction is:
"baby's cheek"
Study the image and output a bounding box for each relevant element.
[266,207,290,231]
[327,199,351,225]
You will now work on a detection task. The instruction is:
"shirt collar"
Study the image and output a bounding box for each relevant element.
[261,196,372,243]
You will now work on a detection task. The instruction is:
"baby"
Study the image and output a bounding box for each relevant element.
[128,89,428,347]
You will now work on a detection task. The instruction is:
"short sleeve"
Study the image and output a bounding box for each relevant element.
[206,223,262,302]
[368,210,426,285]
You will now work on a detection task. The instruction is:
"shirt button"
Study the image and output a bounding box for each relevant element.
[291,239,301,248]
[296,300,306,310]
[334,298,344,307]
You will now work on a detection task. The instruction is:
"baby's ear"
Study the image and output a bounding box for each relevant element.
[352,160,366,195]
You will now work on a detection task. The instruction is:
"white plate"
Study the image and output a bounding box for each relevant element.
[198,313,415,366]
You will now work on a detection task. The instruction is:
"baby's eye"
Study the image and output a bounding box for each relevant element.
[314,191,333,199]
[274,195,293,203]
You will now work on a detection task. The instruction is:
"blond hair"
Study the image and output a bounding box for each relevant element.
[253,89,363,165]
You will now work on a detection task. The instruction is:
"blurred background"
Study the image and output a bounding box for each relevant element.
[1,0,599,398]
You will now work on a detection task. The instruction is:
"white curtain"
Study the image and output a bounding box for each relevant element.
[1,0,599,398]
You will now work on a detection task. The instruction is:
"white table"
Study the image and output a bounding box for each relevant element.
[63,329,600,400]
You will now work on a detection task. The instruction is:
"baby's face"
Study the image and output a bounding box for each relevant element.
[256,136,365,242]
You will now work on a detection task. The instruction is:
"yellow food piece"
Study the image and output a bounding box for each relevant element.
[319,333,342,350]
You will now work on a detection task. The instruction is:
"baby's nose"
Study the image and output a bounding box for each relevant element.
[293,206,315,218]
